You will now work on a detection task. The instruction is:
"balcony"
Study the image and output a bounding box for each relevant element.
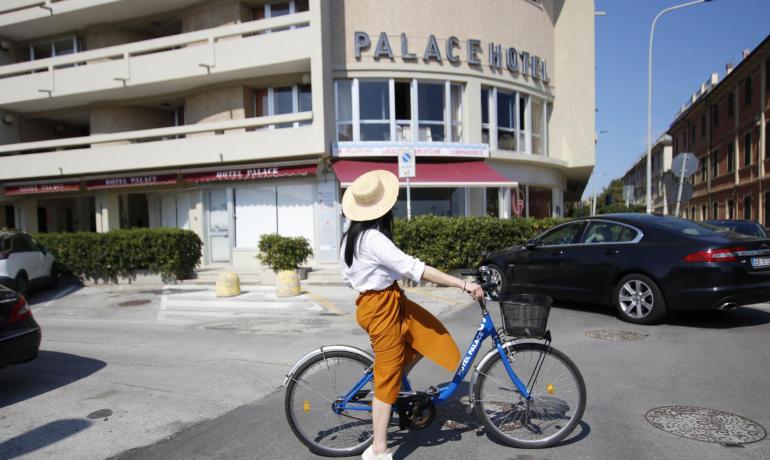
[0,111,316,181]
[0,13,312,112]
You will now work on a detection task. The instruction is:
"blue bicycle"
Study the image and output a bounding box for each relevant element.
[283,268,586,456]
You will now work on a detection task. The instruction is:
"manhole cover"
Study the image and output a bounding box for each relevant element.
[118,299,151,307]
[87,408,113,420]
[585,329,648,341]
[646,406,766,445]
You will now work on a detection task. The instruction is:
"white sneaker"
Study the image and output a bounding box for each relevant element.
[361,444,393,460]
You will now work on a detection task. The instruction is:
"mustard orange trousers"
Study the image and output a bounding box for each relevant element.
[355,282,461,405]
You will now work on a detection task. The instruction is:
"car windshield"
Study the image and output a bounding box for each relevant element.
[653,217,722,237]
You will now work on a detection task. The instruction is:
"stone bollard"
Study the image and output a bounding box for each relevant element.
[216,272,241,297]
[276,269,300,297]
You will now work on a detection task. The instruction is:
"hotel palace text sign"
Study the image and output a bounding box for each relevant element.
[354,31,549,82]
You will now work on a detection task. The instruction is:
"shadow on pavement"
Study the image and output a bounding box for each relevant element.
[667,306,770,329]
[25,280,83,306]
[0,418,92,460]
[0,351,106,409]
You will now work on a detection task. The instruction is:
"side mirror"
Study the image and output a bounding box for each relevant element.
[525,240,537,250]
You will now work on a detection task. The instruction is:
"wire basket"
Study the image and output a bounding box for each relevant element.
[499,293,553,338]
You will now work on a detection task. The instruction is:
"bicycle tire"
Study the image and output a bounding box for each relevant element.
[284,350,375,457]
[473,342,586,448]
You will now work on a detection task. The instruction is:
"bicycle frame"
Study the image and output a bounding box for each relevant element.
[334,309,531,414]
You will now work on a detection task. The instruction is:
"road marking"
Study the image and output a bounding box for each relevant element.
[403,287,470,308]
[304,290,347,315]
[38,285,79,309]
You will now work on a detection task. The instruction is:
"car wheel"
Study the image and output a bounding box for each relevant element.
[14,272,29,296]
[614,274,667,324]
[486,264,507,301]
[47,263,60,289]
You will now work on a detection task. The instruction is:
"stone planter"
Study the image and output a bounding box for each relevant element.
[276,269,301,297]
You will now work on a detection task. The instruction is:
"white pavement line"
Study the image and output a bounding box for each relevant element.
[37,285,79,309]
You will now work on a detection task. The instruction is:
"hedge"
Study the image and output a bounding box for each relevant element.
[392,216,565,271]
[34,228,203,282]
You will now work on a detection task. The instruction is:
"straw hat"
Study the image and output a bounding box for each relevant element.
[342,170,400,222]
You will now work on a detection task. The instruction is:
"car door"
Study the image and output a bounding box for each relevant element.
[569,220,642,304]
[15,235,44,281]
[510,221,586,298]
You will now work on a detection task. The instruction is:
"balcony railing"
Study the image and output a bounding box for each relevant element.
[0,111,312,156]
[0,12,310,79]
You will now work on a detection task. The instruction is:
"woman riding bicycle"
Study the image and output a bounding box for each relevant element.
[340,170,484,460]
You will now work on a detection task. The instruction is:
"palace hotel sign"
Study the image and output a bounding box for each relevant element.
[354,31,549,82]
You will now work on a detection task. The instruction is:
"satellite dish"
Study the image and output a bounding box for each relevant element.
[671,152,699,178]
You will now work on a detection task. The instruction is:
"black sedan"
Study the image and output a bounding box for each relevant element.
[0,284,41,369]
[482,213,770,324]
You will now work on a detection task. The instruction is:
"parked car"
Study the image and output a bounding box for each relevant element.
[481,214,770,324]
[0,231,59,294]
[0,284,41,369]
[703,219,768,238]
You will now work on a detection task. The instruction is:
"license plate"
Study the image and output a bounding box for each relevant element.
[750,256,770,268]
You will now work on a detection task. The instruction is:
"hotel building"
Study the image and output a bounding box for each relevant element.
[0,0,595,266]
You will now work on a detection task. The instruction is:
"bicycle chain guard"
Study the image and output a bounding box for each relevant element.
[397,393,435,430]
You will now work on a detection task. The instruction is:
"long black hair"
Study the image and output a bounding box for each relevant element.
[341,210,393,267]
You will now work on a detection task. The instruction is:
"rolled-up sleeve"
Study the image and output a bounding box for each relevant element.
[367,231,426,282]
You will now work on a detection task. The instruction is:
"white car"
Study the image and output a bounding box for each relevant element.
[0,231,58,294]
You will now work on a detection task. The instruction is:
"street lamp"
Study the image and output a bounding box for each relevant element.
[646,0,713,213]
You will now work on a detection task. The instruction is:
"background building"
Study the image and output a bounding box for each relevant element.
[668,34,770,225]
[0,0,595,266]
[620,135,672,214]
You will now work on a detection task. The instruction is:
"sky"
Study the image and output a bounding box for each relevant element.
[585,0,770,199]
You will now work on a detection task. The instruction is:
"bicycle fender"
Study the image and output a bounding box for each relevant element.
[282,345,374,386]
[468,341,517,407]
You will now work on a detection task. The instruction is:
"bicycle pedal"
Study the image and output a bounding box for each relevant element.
[426,386,438,395]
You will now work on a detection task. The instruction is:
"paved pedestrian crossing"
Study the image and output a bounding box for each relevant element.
[156,285,325,324]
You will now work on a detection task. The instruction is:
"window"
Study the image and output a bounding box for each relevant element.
[743,132,752,166]
[335,80,353,141]
[417,81,445,141]
[28,35,82,61]
[701,114,706,136]
[690,123,696,146]
[259,0,308,32]
[701,205,707,221]
[538,222,584,246]
[254,84,311,129]
[581,222,638,244]
[744,76,752,106]
[482,86,547,155]
[712,201,718,219]
[766,192,770,227]
[728,91,734,117]
[743,196,751,220]
[711,104,719,127]
[767,124,770,159]
[700,157,707,182]
[767,60,770,90]
[727,142,734,172]
[335,78,464,143]
[359,80,390,141]
[711,150,718,178]
[727,200,735,219]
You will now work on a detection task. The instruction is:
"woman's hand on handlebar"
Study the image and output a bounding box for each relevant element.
[464,282,484,300]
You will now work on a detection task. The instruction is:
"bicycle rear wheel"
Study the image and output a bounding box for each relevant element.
[473,342,586,448]
[284,350,375,457]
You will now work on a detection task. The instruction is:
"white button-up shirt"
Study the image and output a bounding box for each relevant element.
[341,229,426,292]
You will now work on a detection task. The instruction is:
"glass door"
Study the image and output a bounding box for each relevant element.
[208,189,232,262]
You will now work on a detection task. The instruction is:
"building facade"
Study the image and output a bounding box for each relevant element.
[668,34,770,225]
[620,135,672,214]
[0,0,595,266]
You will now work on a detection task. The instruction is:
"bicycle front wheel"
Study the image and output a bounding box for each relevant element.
[473,342,586,448]
[284,350,375,457]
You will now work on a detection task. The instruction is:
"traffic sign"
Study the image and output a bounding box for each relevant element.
[398,150,415,178]
[671,152,699,178]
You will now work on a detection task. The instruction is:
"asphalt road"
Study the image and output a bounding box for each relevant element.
[2,283,770,460]
[115,296,770,460]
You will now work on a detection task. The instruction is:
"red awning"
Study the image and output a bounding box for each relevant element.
[332,160,517,187]
[4,181,80,196]
[86,174,177,190]
[183,164,316,184]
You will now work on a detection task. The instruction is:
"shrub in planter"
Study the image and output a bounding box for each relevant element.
[257,234,313,297]
[34,228,202,282]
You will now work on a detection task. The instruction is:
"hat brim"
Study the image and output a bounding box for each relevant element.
[342,170,400,221]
